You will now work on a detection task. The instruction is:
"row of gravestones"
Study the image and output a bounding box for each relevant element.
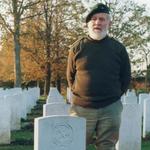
[0,87,40,144]
[121,90,150,138]
[34,88,150,150]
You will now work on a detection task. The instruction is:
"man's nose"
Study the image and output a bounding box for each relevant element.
[95,19,101,25]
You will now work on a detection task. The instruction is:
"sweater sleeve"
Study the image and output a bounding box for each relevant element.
[120,47,131,95]
[66,38,84,90]
[66,49,76,90]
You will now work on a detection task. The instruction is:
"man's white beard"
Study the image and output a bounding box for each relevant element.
[89,29,108,40]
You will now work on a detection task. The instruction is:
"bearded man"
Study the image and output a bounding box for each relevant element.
[67,3,131,150]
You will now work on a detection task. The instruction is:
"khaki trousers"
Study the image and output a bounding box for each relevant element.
[70,100,123,150]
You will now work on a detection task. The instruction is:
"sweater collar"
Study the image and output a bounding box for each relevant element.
[87,35,109,43]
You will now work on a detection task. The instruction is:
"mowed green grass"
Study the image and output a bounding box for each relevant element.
[86,141,150,150]
[0,145,33,150]
[142,141,150,150]
[0,142,149,150]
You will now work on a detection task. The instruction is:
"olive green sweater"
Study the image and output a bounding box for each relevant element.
[67,35,131,108]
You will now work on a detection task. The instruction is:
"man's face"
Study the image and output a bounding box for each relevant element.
[87,13,111,40]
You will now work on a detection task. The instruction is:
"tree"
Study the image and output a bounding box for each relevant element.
[22,0,86,95]
[0,0,41,87]
[0,33,14,83]
[49,0,86,92]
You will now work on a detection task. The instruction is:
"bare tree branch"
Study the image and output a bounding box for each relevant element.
[20,12,43,20]
[0,14,13,33]
[18,0,25,15]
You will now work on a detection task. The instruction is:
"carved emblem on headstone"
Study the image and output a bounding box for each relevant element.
[52,123,73,148]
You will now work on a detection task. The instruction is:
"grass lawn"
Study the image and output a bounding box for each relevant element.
[0,141,149,150]
[0,145,33,150]
[87,141,150,150]
[142,140,150,150]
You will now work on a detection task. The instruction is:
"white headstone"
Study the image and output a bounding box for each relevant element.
[143,98,150,138]
[139,93,150,116]
[21,90,28,119]
[24,88,38,114]
[28,87,40,106]
[43,103,70,116]
[0,88,22,97]
[126,90,136,97]
[67,88,73,104]
[139,93,150,104]
[6,87,22,95]
[34,116,86,150]
[124,95,138,104]
[47,87,64,103]
[0,96,11,144]
[118,104,142,150]
[9,94,22,130]
[28,88,38,108]
[121,94,126,103]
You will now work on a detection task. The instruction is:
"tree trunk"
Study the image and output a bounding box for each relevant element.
[12,0,22,87]
[145,57,148,91]
[44,62,51,95]
[145,68,148,91]
[13,21,21,87]
[14,43,21,87]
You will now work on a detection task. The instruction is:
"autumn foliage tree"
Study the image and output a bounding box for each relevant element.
[19,0,86,94]
[0,0,41,87]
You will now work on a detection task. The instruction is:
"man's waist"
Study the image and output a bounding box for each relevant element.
[72,95,120,109]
